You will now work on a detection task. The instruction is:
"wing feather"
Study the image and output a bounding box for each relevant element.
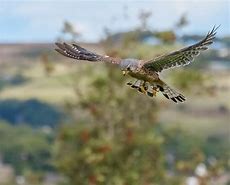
[143,25,219,72]
[55,42,121,64]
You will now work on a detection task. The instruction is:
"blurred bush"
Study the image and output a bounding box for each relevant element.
[55,122,164,185]
[53,63,169,184]
[154,31,176,44]
[0,74,28,91]
[0,122,53,175]
[0,99,63,127]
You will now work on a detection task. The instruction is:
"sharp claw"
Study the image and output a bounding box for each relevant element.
[131,85,138,89]
[138,86,146,94]
[127,82,132,86]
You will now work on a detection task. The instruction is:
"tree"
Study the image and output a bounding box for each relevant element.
[138,9,152,31]
[0,122,53,175]
[54,62,167,184]
[41,54,55,76]
[175,13,189,30]
[57,21,81,42]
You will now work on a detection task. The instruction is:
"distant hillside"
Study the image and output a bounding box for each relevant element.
[0,43,103,63]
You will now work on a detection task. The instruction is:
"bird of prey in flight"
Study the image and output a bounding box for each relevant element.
[55,26,218,103]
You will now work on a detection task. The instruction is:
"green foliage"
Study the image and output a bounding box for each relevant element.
[221,36,230,47]
[0,122,53,174]
[0,74,28,91]
[55,123,164,185]
[162,126,230,174]
[203,134,230,160]
[0,99,63,127]
[54,64,167,184]
[154,31,176,44]
[122,30,143,48]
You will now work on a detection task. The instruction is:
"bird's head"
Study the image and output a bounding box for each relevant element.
[119,59,140,75]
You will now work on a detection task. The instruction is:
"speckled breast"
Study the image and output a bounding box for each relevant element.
[128,70,159,83]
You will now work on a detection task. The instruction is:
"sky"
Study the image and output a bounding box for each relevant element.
[0,0,229,43]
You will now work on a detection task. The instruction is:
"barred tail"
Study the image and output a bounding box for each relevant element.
[55,42,103,61]
[126,80,186,103]
[158,82,186,103]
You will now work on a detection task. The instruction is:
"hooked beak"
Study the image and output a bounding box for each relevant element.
[122,70,128,76]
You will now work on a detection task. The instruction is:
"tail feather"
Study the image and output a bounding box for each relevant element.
[158,83,186,103]
[126,80,185,103]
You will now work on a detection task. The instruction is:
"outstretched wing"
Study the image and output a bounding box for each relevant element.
[142,26,219,72]
[55,42,121,64]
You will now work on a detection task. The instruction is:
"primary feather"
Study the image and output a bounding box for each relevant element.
[143,25,219,72]
[55,42,121,64]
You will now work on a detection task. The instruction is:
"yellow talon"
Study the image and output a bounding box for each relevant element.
[139,86,146,94]
[152,87,158,96]
[122,71,128,76]
[152,90,157,96]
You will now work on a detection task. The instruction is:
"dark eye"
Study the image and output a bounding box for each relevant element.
[127,67,131,70]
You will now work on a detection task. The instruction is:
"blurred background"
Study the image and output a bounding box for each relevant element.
[0,0,229,185]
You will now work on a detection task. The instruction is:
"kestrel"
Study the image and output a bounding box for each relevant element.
[55,26,218,103]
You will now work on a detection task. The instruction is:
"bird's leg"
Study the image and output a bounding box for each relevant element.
[126,81,133,86]
[138,81,147,94]
[151,88,157,97]
[129,80,141,89]
[146,83,154,97]
[146,84,159,97]
[143,82,148,91]
[151,85,160,96]
[152,85,159,96]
